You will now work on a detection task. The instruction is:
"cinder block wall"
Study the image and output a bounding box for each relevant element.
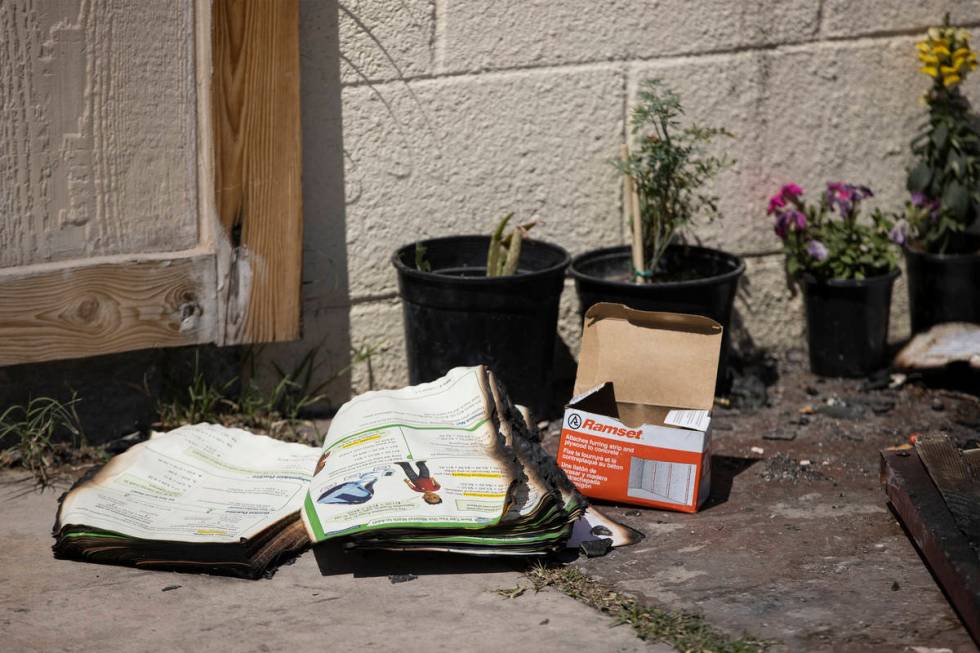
[333,0,980,393]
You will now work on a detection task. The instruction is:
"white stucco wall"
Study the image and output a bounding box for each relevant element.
[320,0,980,394]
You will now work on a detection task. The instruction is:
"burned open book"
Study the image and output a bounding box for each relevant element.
[52,424,318,579]
[54,366,640,578]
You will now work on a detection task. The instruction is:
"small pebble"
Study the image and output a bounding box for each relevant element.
[751,446,765,455]
[161,585,181,592]
[931,400,945,412]
[590,525,612,537]
[891,581,900,591]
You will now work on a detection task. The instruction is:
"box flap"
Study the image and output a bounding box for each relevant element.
[574,303,723,410]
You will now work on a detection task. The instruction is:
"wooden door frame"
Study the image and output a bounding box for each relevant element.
[0,0,302,367]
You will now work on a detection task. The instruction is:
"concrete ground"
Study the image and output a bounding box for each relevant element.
[0,473,666,653]
[3,357,978,652]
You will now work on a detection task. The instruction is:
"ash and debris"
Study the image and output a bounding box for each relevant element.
[760,452,826,482]
[535,351,980,650]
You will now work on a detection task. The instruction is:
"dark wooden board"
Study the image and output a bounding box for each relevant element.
[915,434,980,549]
[882,448,980,644]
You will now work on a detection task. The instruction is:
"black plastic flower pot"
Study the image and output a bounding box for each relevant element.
[802,269,900,378]
[392,235,570,417]
[569,244,745,393]
[904,246,980,334]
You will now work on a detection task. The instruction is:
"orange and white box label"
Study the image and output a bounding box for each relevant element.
[556,410,710,513]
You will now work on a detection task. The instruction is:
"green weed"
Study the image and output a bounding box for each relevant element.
[156,343,382,441]
[521,563,770,653]
[155,351,236,428]
[0,394,95,487]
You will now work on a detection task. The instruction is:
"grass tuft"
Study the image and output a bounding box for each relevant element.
[156,352,236,428]
[0,394,104,487]
[522,563,771,653]
[155,344,382,443]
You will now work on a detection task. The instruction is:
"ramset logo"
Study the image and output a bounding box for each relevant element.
[582,418,642,439]
[566,413,583,430]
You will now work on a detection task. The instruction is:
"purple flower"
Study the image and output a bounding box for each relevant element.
[768,183,805,215]
[910,193,941,221]
[805,240,829,261]
[773,209,807,239]
[774,212,790,239]
[889,220,908,245]
[787,209,807,231]
[781,183,803,199]
[767,194,786,215]
[826,181,846,198]
[825,182,873,220]
[825,183,847,216]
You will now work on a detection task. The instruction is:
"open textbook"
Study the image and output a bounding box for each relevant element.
[52,424,318,578]
[54,366,641,578]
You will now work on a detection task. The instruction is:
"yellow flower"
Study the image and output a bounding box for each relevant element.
[954,50,977,66]
[918,23,976,85]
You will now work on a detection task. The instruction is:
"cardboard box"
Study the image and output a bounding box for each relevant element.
[556,303,722,513]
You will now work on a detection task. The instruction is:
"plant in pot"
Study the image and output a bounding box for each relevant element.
[392,215,570,417]
[900,17,980,333]
[570,79,745,391]
[768,182,901,377]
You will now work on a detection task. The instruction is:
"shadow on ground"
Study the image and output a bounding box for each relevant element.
[313,543,524,578]
[703,455,759,510]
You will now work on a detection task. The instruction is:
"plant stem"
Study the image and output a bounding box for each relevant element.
[501,227,524,275]
[623,144,646,283]
[486,212,513,277]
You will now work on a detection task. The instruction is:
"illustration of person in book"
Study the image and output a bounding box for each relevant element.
[396,461,442,505]
[314,450,331,475]
[317,469,392,505]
